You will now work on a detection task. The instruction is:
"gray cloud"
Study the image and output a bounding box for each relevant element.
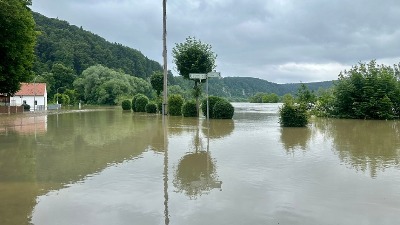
[31,0,400,83]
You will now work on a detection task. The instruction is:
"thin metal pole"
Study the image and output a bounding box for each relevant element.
[206,76,209,122]
[162,0,168,115]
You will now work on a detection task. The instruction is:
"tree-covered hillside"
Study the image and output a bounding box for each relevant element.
[170,76,334,101]
[33,12,162,79]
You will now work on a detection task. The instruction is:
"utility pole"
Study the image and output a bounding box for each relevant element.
[162,0,168,115]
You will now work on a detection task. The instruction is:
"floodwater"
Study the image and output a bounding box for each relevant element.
[1,103,400,225]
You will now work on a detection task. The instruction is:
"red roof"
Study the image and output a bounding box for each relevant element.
[14,83,47,96]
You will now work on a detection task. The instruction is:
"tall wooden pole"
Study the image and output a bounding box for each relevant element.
[162,1,170,224]
[162,0,168,115]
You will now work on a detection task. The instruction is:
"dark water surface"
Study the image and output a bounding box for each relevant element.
[1,103,399,225]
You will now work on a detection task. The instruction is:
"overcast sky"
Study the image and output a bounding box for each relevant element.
[31,0,400,83]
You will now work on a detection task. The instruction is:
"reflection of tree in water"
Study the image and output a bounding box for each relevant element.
[201,119,235,139]
[173,123,221,199]
[280,127,311,152]
[321,119,400,178]
[173,151,219,199]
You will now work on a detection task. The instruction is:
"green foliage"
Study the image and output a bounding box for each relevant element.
[333,60,400,119]
[32,12,162,79]
[296,83,316,108]
[53,93,70,105]
[282,93,295,104]
[249,92,279,103]
[213,99,235,119]
[121,99,132,111]
[132,93,143,112]
[64,89,79,105]
[0,0,36,94]
[172,36,217,81]
[182,100,197,117]
[314,88,335,117]
[135,95,149,112]
[74,65,152,105]
[168,94,184,116]
[145,102,157,114]
[150,71,164,96]
[279,103,308,127]
[201,96,225,118]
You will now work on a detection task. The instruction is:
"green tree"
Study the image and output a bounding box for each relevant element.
[74,65,152,105]
[333,60,400,119]
[172,36,217,116]
[282,93,295,104]
[51,63,76,93]
[150,71,164,97]
[296,83,316,108]
[0,0,36,94]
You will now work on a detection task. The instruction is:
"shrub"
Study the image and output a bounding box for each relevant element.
[201,96,225,118]
[157,101,163,114]
[182,100,197,117]
[213,99,234,119]
[135,95,149,112]
[279,103,308,127]
[145,102,158,113]
[132,94,140,111]
[168,94,184,116]
[121,99,132,111]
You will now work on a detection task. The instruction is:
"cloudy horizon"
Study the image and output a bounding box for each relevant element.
[31,0,400,84]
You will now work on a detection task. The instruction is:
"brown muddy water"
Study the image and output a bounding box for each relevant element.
[0,103,399,225]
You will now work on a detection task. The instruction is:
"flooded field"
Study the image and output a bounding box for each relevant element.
[1,103,399,225]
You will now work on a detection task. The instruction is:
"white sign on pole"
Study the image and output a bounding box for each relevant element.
[189,73,207,80]
[207,71,221,78]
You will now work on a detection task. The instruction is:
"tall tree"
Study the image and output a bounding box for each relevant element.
[150,71,164,97]
[172,36,217,116]
[0,0,36,94]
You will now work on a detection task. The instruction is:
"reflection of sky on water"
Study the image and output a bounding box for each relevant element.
[28,104,400,225]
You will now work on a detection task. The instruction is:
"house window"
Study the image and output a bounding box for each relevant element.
[34,100,37,105]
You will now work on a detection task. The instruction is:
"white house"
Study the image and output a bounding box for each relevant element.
[10,83,47,111]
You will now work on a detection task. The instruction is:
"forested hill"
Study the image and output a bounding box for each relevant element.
[172,76,334,101]
[32,12,162,79]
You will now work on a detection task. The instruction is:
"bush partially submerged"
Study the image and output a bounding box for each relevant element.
[121,99,132,111]
[279,103,308,127]
[182,100,197,117]
[134,95,149,112]
[213,99,234,119]
[168,94,184,116]
[201,96,224,118]
[145,102,158,114]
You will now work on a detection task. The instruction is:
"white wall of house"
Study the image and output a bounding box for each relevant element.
[10,95,47,111]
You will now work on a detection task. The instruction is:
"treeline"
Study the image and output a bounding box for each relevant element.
[281,60,400,126]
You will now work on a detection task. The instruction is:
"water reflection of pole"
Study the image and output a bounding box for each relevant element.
[163,115,169,225]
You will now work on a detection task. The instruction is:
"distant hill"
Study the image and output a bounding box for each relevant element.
[170,76,334,101]
[33,12,162,79]
[32,12,334,101]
